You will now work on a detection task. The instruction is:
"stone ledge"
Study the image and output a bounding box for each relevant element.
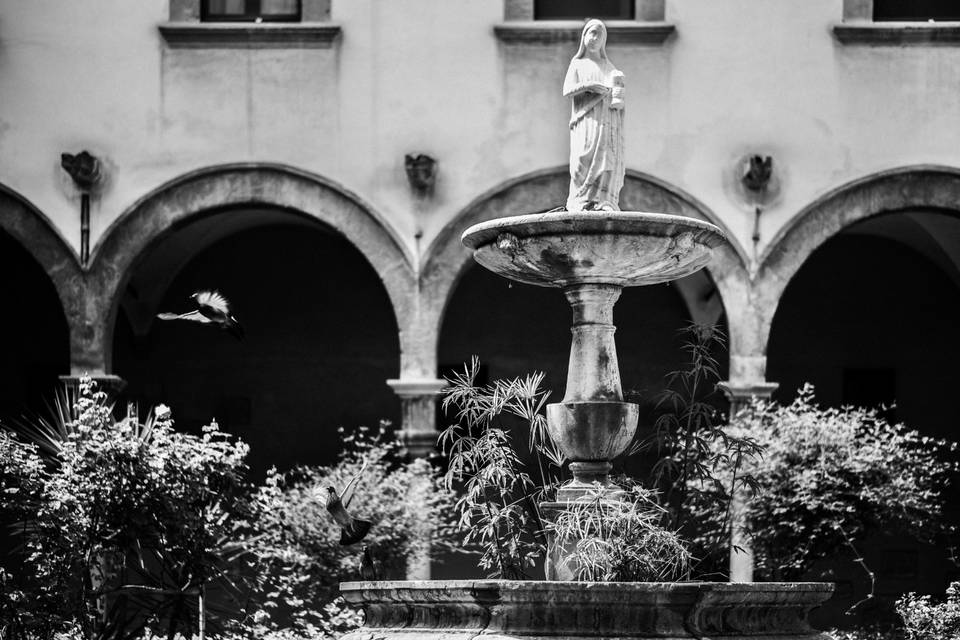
[386,378,447,397]
[340,580,835,638]
[494,21,674,45]
[834,22,960,45]
[718,381,779,400]
[158,22,342,49]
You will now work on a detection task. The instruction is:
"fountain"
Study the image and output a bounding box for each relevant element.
[341,19,833,639]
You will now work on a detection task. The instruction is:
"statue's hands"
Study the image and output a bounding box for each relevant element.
[563,76,612,98]
[571,81,609,96]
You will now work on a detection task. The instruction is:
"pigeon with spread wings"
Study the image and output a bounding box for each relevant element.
[157,290,244,340]
[325,461,373,546]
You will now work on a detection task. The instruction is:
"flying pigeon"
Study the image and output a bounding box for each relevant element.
[157,290,244,340]
[325,462,372,546]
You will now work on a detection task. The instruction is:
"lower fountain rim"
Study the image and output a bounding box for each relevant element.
[341,579,834,593]
[340,580,836,637]
[460,211,727,250]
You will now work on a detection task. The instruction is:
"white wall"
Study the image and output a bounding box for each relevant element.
[3,0,960,261]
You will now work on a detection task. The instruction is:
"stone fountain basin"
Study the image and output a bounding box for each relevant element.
[340,580,834,639]
[461,212,726,288]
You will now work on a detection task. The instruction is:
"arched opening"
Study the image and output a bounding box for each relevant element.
[112,208,401,476]
[0,229,70,422]
[767,208,960,625]
[0,228,70,568]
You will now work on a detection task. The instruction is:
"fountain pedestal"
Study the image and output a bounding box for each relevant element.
[547,284,636,496]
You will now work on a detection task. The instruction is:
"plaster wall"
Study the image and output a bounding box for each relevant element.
[4,1,960,262]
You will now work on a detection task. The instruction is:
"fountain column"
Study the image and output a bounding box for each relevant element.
[562,284,623,402]
[546,283,638,496]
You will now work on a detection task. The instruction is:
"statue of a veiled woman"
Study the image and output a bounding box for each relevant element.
[563,19,625,212]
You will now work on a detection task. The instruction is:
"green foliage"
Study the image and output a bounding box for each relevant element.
[638,324,761,575]
[547,484,690,582]
[717,385,958,580]
[440,357,693,582]
[0,378,251,640]
[896,582,960,640]
[240,424,457,638]
[0,383,457,640]
[439,358,557,579]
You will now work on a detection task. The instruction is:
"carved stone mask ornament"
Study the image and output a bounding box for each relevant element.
[741,154,773,193]
[60,151,102,192]
[405,154,437,195]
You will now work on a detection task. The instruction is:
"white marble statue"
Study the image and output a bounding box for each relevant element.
[563,19,625,212]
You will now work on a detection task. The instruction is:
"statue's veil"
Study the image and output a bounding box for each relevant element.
[571,19,610,62]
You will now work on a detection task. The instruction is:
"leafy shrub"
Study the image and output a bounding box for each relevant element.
[440,359,559,579]
[440,358,692,581]
[638,324,761,575]
[547,484,690,581]
[707,385,958,580]
[0,378,251,640]
[896,582,960,640]
[240,423,458,637]
[1,383,458,640]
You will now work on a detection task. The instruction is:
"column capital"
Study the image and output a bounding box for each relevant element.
[387,378,447,459]
[386,378,447,398]
[718,379,778,424]
[717,380,778,402]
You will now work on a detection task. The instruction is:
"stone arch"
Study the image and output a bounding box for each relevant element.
[88,163,416,374]
[417,167,750,379]
[753,165,960,359]
[0,184,74,408]
[0,184,81,328]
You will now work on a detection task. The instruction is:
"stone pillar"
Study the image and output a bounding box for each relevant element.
[387,377,447,580]
[62,275,125,402]
[718,358,778,584]
[387,378,447,459]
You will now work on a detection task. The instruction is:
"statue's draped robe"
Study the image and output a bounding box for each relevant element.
[564,58,624,212]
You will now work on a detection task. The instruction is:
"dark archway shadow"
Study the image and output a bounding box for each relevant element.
[0,228,70,569]
[112,218,401,477]
[0,229,70,422]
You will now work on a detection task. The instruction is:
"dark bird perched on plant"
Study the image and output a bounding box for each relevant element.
[157,290,244,340]
[359,545,380,581]
[325,462,372,546]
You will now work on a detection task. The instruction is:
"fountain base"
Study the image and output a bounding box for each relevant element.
[340,580,834,639]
